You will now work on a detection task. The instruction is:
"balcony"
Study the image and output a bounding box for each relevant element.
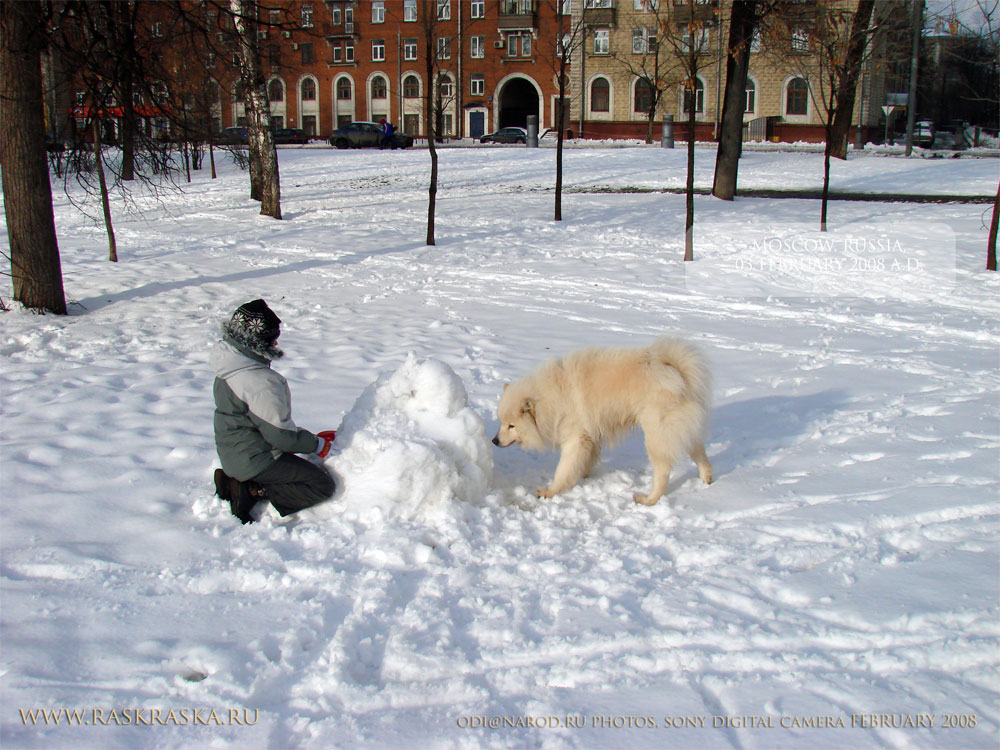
[322,22,357,39]
[671,0,719,24]
[498,0,537,29]
[582,1,616,28]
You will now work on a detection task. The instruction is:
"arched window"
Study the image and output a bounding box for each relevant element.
[682,77,704,114]
[438,74,453,98]
[267,79,284,103]
[786,77,808,115]
[301,77,316,102]
[634,79,653,113]
[371,76,387,99]
[403,75,420,98]
[337,78,352,100]
[744,78,756,113]
[590,77,610,112]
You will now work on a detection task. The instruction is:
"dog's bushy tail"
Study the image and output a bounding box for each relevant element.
[648,337,712,406]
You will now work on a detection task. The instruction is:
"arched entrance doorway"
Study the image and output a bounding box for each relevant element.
[498,77,539,129]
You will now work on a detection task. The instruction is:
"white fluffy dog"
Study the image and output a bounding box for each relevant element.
[493,337,713,505]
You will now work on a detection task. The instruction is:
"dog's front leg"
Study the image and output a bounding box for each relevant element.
[537,435,595,498]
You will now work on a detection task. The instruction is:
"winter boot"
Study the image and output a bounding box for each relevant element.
[214,469,232,501]
[229,479,267,525]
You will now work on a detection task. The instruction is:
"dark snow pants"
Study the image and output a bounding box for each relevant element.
[252,454,335,516]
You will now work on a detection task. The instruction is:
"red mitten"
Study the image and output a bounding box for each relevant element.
[316,430,336,459]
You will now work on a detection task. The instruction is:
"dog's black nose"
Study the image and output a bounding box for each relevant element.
[491,436,499,446]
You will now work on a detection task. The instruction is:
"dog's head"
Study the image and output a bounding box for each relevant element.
[492,383,541,449]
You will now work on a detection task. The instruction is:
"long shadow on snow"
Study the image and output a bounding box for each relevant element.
[709,389,851,476]
[72,242,424,314]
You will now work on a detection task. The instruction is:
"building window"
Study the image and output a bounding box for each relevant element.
[744,78,756,113]
[268,78,284,102]
[331,4,342,24]
[372,39,386,61]
[337,77,352,99]
[634,0,658,8]
[593,28,609,54]
[471,0,485,18]
[372,1,384,23]
[634,78,653,113]
[471,35,485,58]
[632,27,657,54]
[301,4,313,28]
[507,32,531,57]
[585,0,613,6]
[471,74,485,96]
[404,0,417,21]
[682,77,704,113]
[371,76,387,99]
[682,28,710,53]
[590,77,610,111]
[345,42,354,62]
[791,28,809,52]
[786,77,808,115]
[300,42,313,64]
[437,36,451,59]
[268,44,281,65]
[438,0,451,20]
[404,38,417,60]
[301,77,317,101]
[439,74,454,98]
[403,75,420,98]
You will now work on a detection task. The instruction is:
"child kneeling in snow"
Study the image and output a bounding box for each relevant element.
[211,299,336,524]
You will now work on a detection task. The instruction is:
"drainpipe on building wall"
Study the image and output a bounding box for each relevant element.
[397,31,402,132]
[579,25,586,139]
[457,2,463,138]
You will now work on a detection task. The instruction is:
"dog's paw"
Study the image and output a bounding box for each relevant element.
[633,492,659,506]
[535,488,555,499]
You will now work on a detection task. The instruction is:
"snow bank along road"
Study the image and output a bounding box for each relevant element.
[1,147,998,749]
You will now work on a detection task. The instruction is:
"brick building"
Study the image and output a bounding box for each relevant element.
[47,1,909,145]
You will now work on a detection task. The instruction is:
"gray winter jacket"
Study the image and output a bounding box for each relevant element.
[211,338,319,481]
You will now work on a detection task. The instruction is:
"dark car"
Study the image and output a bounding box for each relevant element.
[273,127,310,145]
[480,127,527,144]
[217,126,248,145]
[328,121,413,149]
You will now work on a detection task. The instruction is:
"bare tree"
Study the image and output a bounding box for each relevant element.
[229,0,281,219]
[1,0,67,314]
[538,0,590,220]
[712,0,771,200]
[659,0,719,260]
[767,0,893,230]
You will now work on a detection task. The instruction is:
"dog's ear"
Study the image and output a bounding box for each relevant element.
[520,398,535,418]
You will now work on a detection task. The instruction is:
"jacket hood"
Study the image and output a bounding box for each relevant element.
[211,339,269,380]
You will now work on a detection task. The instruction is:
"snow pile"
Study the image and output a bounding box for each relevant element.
[315,354,493,524]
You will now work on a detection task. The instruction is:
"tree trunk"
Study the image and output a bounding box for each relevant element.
[712,0,757,200]
[685,94,696,261]
[425,70,438,244]
[821,146,831,232]
[988,177,998,271]
[0,0,68,314]
[93,120,119,262]
[828,0,875,160]
[231,0,281,219]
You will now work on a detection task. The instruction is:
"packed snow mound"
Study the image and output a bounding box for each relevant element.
[313,355,493,524]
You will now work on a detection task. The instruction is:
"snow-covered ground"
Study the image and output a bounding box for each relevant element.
[1,146,998,750]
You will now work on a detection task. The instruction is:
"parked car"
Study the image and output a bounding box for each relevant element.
[913,120,934,147]
[217,126,248,145]
[480,127,527,144]
[328,121,413,149]
[272,127,310,145]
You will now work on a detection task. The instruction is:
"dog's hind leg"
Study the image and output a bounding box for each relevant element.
[689,441,713,485]
[634,421,677,506]
[537,434,597,498]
